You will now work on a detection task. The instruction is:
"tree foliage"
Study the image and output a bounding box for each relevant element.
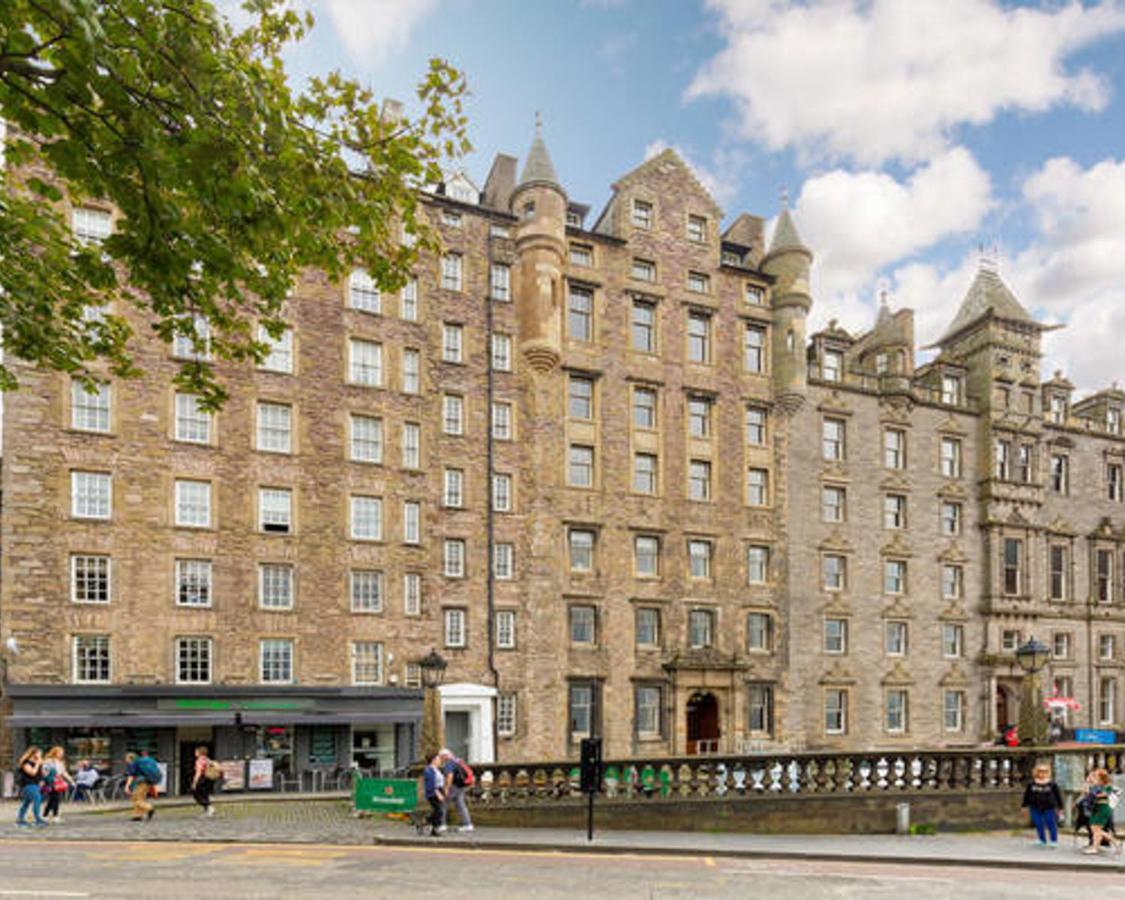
[0,0,469,407]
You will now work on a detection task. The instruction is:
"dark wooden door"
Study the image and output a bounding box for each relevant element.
[686,693,720,755]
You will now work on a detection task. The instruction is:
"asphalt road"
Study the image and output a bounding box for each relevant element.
[1,840,1124,899]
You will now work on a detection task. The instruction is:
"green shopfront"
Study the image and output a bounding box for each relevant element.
[5,685,422,795]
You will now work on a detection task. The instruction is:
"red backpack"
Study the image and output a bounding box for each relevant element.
[453,758,475,788]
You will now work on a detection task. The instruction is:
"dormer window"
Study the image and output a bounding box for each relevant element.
[875,353,888,375]
[1049,395,1067,425]
[566,211,581,228]
[1108,408,1121,434]
[745,284,764,305]
[441,209,462,227]
[941,374,962,405]
[632,199,653,230]
[722,250,741,266]
[823,350,843,383]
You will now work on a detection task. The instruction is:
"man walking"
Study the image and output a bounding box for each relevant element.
[440,747,474,833]
[123,752,159,821]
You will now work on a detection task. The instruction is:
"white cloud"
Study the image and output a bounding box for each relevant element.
[643,139,749,208]
[314,0,440,64]
[689,0,1125,166]
[1008,156,1125,391]
[793,146,991,304]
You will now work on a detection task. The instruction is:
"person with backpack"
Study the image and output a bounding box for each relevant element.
[439,747,474,833]
[190,745,219,817]
[124,751,160,821]
[14,746,47,827]
[1082,768,1120,855]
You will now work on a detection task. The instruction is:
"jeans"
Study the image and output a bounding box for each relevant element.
[1031,807,1058,843]
[427,796,444,833]
[443,785,472,828]
[17,784,44,824]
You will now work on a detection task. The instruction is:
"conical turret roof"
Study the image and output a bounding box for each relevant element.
[517,113,559,188]
[935,266,1041,346]
[768,207,809,255]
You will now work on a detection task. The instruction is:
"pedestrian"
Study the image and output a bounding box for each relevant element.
[1082,768,1119,856]
[41,746,75,824]
[123,751,160,821]
[14,746,47,828]
[439,747,474,833]
[423,754,446,836]
[191,745,218,817]
[1021,762,1063,848]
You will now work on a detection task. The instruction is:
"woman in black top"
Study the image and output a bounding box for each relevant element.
[15,746,46,827]
[1021,762,1064,847]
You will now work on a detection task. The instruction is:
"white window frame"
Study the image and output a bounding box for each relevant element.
[258,563,294,610]
[73,635,111,684]
[174,479,211,528]
[174,393,212,444]
[492,473,512,513]
[401,422,421,468]
[401,348,421,394]
[352,641,385,686]
[258,324,294,373]
[491,333,512,371]
[349,414,383,463]
[71,380,111,433]
[71,471,112,520]
[490,263,511,301]
[495,610,516,649]
[402,500,421,545]
[348,269,381,313]
[260,639,294,685]
[350,496,383,541]
[497,693,517,737]
[403,573,422,616]
[442,322,463,363]
[443,539,466,578]
[348,338,383,386]
[440,253,463,291]
[175,558,213,608]
[256,401,292,454]
[175,636,213,685]
[443,394,464,435]
[493,542,515,580]
[259,487,293,534]
[70,554,110,604]
[444,608,467,648]
[350,570,384,614]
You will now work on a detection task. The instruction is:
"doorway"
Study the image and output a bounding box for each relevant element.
[996,683,1018,736]
[686,692,720,755]
[444,711,471,762]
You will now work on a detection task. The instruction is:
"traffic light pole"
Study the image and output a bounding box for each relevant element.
[579,737,602,842]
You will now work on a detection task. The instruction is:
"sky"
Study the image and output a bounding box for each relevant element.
[241,0,1125,395]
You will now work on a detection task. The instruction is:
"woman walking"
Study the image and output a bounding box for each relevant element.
[41,746,75,824]
[1083,769,1120,855]
[190,745,217,817]
[14,747,46,827]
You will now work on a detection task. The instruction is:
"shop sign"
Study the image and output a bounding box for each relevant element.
[248,758,274,790]
[353,778,417,813]
[1075,728,1117,744]
[218,760,246,790]
[159,698,312,711]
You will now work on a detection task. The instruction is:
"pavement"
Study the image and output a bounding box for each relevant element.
[2,793,1125,874]
[2,839,1121,899]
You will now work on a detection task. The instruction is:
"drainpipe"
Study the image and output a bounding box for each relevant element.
[485,235,501,762]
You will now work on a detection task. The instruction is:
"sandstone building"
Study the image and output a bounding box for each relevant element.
[1,122,1122,786]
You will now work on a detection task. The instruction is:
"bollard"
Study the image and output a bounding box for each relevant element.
[896,801,910,835]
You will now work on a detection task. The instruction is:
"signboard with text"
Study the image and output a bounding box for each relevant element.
[248,758,274,790]
[218,760,245,791]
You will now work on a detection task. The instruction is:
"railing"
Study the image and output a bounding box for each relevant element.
[469,746,1125,806]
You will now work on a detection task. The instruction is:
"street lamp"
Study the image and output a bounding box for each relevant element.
[415,649,447,761]
[1015,636,1051,746]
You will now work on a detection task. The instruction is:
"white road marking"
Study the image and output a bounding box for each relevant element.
[0,892,91,898]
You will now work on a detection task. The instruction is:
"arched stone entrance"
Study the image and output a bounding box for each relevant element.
[686,691,720,755]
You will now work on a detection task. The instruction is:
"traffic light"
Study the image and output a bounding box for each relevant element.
[579,737,602,794]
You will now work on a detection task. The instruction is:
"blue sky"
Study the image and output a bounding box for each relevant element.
[263,0,1125,392]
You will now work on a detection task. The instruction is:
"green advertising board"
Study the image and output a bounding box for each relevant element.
[353,778,418,813]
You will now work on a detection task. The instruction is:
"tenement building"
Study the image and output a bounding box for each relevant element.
[1,122,1123,782]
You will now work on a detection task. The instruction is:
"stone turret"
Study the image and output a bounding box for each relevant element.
[761,198,813,409]
[511,114,567,374]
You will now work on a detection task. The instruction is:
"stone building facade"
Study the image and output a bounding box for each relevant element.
[1,123,1122,776]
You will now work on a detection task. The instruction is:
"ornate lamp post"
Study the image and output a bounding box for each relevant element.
[1015,636,1051,746]
[415,648,447,761]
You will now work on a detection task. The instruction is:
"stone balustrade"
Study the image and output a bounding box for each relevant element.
[468,746,1125,807]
